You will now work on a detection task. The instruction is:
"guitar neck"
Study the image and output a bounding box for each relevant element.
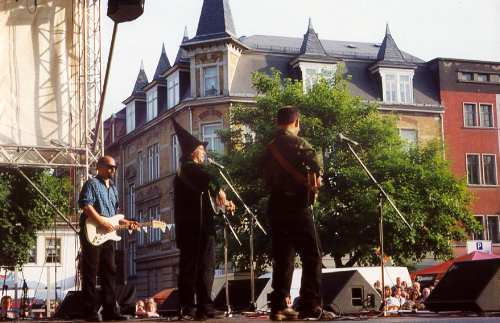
[115,221,155,230]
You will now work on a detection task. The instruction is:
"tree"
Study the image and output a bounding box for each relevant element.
[219,67,478,271]
[0,168,72,268]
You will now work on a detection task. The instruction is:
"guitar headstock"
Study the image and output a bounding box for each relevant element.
[152,220,167,233]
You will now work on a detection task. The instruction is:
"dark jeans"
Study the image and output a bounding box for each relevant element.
[267,192,322,311]
[79,226,118,318]
[177,234,216,314]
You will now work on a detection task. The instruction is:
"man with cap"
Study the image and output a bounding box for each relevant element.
[262,106,334,320]
[78,156,139,322]
[172,119,235,320]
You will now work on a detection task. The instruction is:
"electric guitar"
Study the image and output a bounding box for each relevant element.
[85,214,167,246]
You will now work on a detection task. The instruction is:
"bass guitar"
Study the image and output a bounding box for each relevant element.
[85,214,167,246]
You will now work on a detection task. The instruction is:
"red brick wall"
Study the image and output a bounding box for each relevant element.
[441,90,500,215]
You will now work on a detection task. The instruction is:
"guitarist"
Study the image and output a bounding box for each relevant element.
[78,156,138,322]
[262,106,334,321]
[172,119,235,321]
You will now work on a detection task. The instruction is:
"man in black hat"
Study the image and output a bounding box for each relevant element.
[172,119,235,320]
[262,106,334,320]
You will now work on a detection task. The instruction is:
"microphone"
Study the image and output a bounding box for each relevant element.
[338,133,359,146]
[207,157,225,169]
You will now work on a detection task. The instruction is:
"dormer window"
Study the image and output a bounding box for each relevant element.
[477,73,489,82]
[146,86,158,122]
[111,119,115,142]
[126,102,135,133]
[167,71,179,109]
[379,68,414,104]
[203,66,219,96]
[299,62,336,92]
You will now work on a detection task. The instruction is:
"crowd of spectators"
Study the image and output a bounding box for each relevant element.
[374,277,433,311]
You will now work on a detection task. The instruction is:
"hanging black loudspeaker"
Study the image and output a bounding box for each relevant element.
[107,0,145,23]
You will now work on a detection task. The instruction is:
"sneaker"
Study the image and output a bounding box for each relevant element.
[270,308,299,321]
[179,307,196,321]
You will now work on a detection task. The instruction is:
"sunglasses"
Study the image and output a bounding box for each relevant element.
[99,163,118,169]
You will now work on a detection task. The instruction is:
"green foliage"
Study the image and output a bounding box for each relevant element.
[219,68,478,270]
[0,168,72,268]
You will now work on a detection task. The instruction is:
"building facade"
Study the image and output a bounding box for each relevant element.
[3,224,79,303]
[433,58,500,256]
[104,0,445,298]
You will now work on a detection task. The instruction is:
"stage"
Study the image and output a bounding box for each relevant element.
[31,312,500,323]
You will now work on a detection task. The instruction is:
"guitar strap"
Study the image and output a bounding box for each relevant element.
[268,141,310,189]
[177,171,218,214]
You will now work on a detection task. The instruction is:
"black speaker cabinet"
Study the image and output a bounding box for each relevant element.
[214,278,271,311]
[321,270,382,314]
[107,0,145,23]
[426,258,500,312]
[158,289,179,316]
[54,291,84,319]
[53,285,137,319]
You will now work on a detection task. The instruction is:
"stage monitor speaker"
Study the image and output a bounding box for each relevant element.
[53,285,137,319]
[158,289,179,316]
[107,0,145,23]
[425,258,500,312]
[321,270,381,314]
[54,291,84,319]
[214,278,271,311]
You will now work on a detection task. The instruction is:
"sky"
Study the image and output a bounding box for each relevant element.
[100,0,500,119]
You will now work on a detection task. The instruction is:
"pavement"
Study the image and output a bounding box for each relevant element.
[24,312,500,323]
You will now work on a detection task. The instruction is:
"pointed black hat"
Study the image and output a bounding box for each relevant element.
[172,119,208,157]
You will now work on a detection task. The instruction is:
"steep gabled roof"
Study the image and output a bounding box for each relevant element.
[123,62,148,103]
[299,18,327,57]
[373,24,416,68]
[175,26,190,65]
[132,61,148,96]
[153,44,171,81]
[187,0,236,43]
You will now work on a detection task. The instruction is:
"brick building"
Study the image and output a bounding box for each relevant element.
[432,58,500,256]
[104,0,445,298]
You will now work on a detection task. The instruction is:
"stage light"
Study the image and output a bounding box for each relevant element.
[107,0,145,23]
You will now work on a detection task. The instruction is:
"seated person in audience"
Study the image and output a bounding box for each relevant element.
[145,298,160,318]
[412,281,421,294]
[402,288,421,310]
[391,277,402,295]
[401,280,408,291]
[373,280,382,296]
[135,300,147,318]
[1,295,16,319]
[386,286,406,311]
[418,287,431,310]
[382,286,392,311]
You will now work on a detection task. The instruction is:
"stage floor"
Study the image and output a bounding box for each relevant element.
[38,312,500,323]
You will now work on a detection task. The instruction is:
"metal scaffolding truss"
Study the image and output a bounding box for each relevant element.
[83,0,104,160]
[0,145,97,168]
[0,0,102,170]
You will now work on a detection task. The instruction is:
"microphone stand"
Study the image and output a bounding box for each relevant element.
[211,192,242,317]
[222,210,241,317]
[341,139,412,316]
[211,164,267,311]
